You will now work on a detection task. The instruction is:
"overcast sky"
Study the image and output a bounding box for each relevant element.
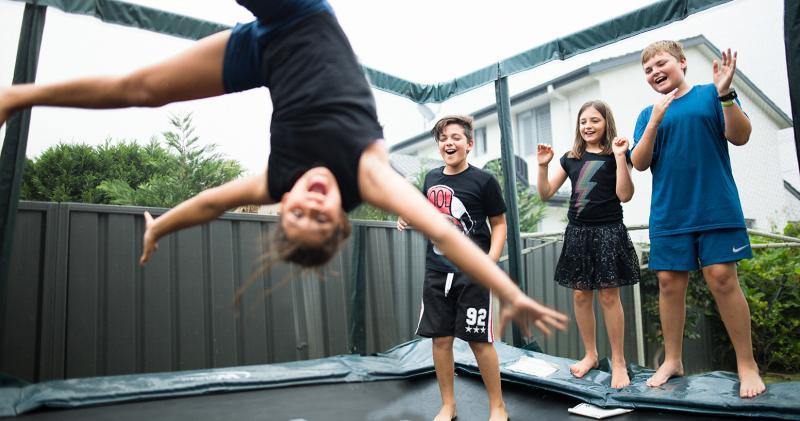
[0,0,790,174]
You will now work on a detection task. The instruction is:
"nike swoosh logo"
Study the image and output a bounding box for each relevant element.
[732,245,750,253]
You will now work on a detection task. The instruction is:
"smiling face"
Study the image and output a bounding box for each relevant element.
[643,51,688,94]
[578,106,607,150]
[279,167,343,247]
[437,123,473,173]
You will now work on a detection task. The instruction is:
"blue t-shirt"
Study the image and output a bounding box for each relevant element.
[633,84,746,237]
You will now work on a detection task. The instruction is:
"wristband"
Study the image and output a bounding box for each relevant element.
[721,100,736,107]
[718,88,738,102]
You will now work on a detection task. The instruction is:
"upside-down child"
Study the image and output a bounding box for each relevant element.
[0,0,567,339]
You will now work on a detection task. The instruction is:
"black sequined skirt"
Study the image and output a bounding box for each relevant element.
[554,222,640,290]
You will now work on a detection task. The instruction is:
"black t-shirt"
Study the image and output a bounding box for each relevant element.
[423,165,507,273]
[263,12,384,211]
[559,151,629,225]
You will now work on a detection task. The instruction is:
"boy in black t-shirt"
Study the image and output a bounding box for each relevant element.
[397,115,508,421]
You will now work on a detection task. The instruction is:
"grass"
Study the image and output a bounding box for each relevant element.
[763,372,800,384]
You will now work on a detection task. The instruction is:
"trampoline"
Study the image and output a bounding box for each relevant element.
[4,340,800,420]
[17,372,739,421]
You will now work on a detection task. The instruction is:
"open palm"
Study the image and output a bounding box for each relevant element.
[713,48,737,95]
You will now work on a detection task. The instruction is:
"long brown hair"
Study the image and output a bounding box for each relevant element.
[273,211,352,267]
[233,211,352,310]
[568,100,617,159]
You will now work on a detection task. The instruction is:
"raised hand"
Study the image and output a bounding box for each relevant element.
[537,143,554,166]
[612,137,629,157]
[396,216,408,231]
[713,48,737,95]
[650,87,678,126]
[139,211,159,265]
[498,293,569,337]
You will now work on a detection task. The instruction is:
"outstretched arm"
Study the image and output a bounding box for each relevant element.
[140,172,272,264]
[359,144,568,335]
[0,30,230,129]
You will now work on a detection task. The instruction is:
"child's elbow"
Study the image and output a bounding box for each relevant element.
[537,186,552,202]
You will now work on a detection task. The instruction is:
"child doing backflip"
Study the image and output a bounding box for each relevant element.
[537,101,640,389]
[0,0,567,337]
[631,40,765,398]
[398,115,508,421]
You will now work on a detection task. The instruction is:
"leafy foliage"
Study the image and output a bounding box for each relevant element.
[21,139,171,204]
[641,222,800,372]
[482,159,546,232]
[98,114,242,207]
[22,113,243,208]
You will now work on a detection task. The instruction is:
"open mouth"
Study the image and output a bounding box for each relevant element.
[654,75,667,84]
[444,148,457,156]
[308,181,327,195]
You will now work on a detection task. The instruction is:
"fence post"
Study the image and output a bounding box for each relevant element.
[494,74,525,346]
[348,226,367,355]
[0,3,48,348]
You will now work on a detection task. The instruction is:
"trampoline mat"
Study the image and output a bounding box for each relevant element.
[17,373,741,421]
[3,339,799,419]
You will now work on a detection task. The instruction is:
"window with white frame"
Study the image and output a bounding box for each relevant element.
[472,126,487,158]
[515,104,552,157]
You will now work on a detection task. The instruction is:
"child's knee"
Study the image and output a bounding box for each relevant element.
[704,267,740,295]
[597,288,620,307]
[468,341,494,355]
[432,336,455,349]
[657,271,688,294]
[573,289,594,305]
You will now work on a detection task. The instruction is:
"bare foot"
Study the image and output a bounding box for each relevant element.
[488,401,508,421]
[570,354,599,378]
[646,359,684,387]
[610,361,630,389]
[738,363,766,398]
[433,404,457,421]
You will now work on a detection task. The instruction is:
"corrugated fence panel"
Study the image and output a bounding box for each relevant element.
[1,202,50,382]
[5,201,704,382]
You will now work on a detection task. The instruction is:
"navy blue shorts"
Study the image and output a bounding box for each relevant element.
[649,228,752,271]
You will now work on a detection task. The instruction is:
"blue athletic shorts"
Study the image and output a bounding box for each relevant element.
[648,228,752,271]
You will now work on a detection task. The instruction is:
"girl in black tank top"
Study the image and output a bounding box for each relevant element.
[0,0,567,339]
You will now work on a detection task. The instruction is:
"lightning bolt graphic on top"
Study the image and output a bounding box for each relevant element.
[573,161,605,215]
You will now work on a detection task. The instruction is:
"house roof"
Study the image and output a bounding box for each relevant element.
[391,35,793,152]
[786,180,800,202]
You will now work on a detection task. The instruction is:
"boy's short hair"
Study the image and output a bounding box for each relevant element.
[431,115,474,142]
[641,40,687,74]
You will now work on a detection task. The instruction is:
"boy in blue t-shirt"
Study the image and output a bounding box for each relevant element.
[631,40,765,398]
[397,115,508,421]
